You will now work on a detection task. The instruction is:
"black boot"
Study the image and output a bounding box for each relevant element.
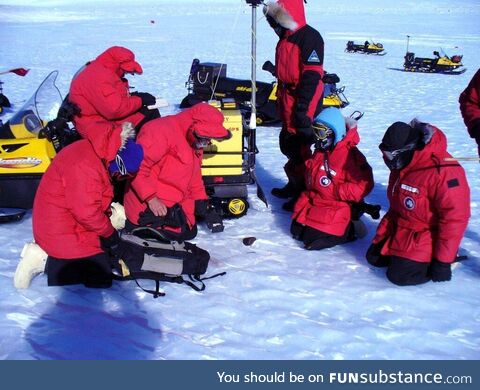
[271,183,296,199]
[282,197,298,212]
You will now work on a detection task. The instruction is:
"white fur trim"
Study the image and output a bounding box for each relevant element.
[120,122,135,150]
[265,1,298,31]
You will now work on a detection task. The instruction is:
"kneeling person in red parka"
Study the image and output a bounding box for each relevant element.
[366,120,471,286]
[123,103,231,242]
[32,123,144,288]
[291,108,374,250]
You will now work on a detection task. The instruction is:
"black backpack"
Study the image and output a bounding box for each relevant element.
[114,228,226,297]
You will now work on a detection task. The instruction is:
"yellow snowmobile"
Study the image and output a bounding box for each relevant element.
[345,40,386,56]
[0,71,63,214]
[390,36,466,75]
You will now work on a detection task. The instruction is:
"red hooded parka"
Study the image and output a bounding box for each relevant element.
[268,0,324,133]
[32,138,119,259]
[373,123,470,264]
[124,103,229,227]
[459,68,480,139]
[69,46,144,158]
[292,122,374,236]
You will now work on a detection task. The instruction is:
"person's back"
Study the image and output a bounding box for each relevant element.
[33,140,114,259]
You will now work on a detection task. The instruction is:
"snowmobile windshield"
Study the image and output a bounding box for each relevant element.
[6,71,62,137]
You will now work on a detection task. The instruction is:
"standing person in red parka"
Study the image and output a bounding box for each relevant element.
[366,120,471,286]
[123,103,231,242]
[69,46,158,153]
[264,0,324,211]
[33,122,144,288]
[459,68,480,158]
[292,108,374,250]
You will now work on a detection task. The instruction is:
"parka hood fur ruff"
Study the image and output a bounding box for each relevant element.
[265,1,298,31]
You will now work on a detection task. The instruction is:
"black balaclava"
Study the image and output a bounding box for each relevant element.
[380,122,422,170]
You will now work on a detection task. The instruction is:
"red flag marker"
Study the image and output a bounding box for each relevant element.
[0,68,30,76]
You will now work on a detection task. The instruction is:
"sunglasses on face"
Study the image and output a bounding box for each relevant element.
[193,133,212,149]
[379,142,417,161]
[312,123,333,141]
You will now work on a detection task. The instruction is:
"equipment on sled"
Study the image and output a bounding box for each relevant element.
[116,229,226,298]
[400,36,465,74]
[180,60,349,126]
[345,40,386,55]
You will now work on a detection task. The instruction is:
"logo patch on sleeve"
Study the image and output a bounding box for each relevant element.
[307,50,320,63]
[319,176,331,187]
[447,178,459,188]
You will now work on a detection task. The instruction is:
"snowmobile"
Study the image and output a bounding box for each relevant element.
[390,36,466,75]
[180,59,349,126]
[345,40,386,55]
[0,71,69,217]
[0,65,266,223]
[403,50,465,74]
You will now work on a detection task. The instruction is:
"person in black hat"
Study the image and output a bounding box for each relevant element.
[366,119,470,286]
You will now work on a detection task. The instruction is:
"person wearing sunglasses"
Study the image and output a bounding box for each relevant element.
[32,122,144,288]
[459,68,480,160]
[123,103,231,242]
[366,120,470,286]
[291,107,374,250]
[264,0,325,211]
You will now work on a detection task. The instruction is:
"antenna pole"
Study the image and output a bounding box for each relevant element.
[246,0,261,130]
[406,35,410,53]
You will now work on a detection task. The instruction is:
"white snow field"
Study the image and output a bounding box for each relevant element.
[0,0,479,360]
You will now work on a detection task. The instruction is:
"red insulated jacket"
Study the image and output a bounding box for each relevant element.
[292,124,374,236]
[373,123,470,264]
[33,139,117,259]
[69,46,144,159]
[270,0,324,133]
[124,104,227,227]
[459,68,480,138]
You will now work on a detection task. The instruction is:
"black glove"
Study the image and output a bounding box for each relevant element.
[430,259,452,282]
[100,230,122,258]
[294,110,312,129]
[297,126,315,144]
[262,60,276,77]
[132,91,156,107]
[365,240,389,267]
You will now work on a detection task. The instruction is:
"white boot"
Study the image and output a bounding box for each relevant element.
[14,243,48,289]
[110,202,126,230]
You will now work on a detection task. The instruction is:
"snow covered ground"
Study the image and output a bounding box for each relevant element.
[0,0,479,360]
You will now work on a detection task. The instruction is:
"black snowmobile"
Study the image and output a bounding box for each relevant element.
[180,59,349,126]
[403,50,465,74]
[345,40,386,55]
[390,36,466,75]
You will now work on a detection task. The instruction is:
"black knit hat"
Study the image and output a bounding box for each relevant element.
[381,121,422,151]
